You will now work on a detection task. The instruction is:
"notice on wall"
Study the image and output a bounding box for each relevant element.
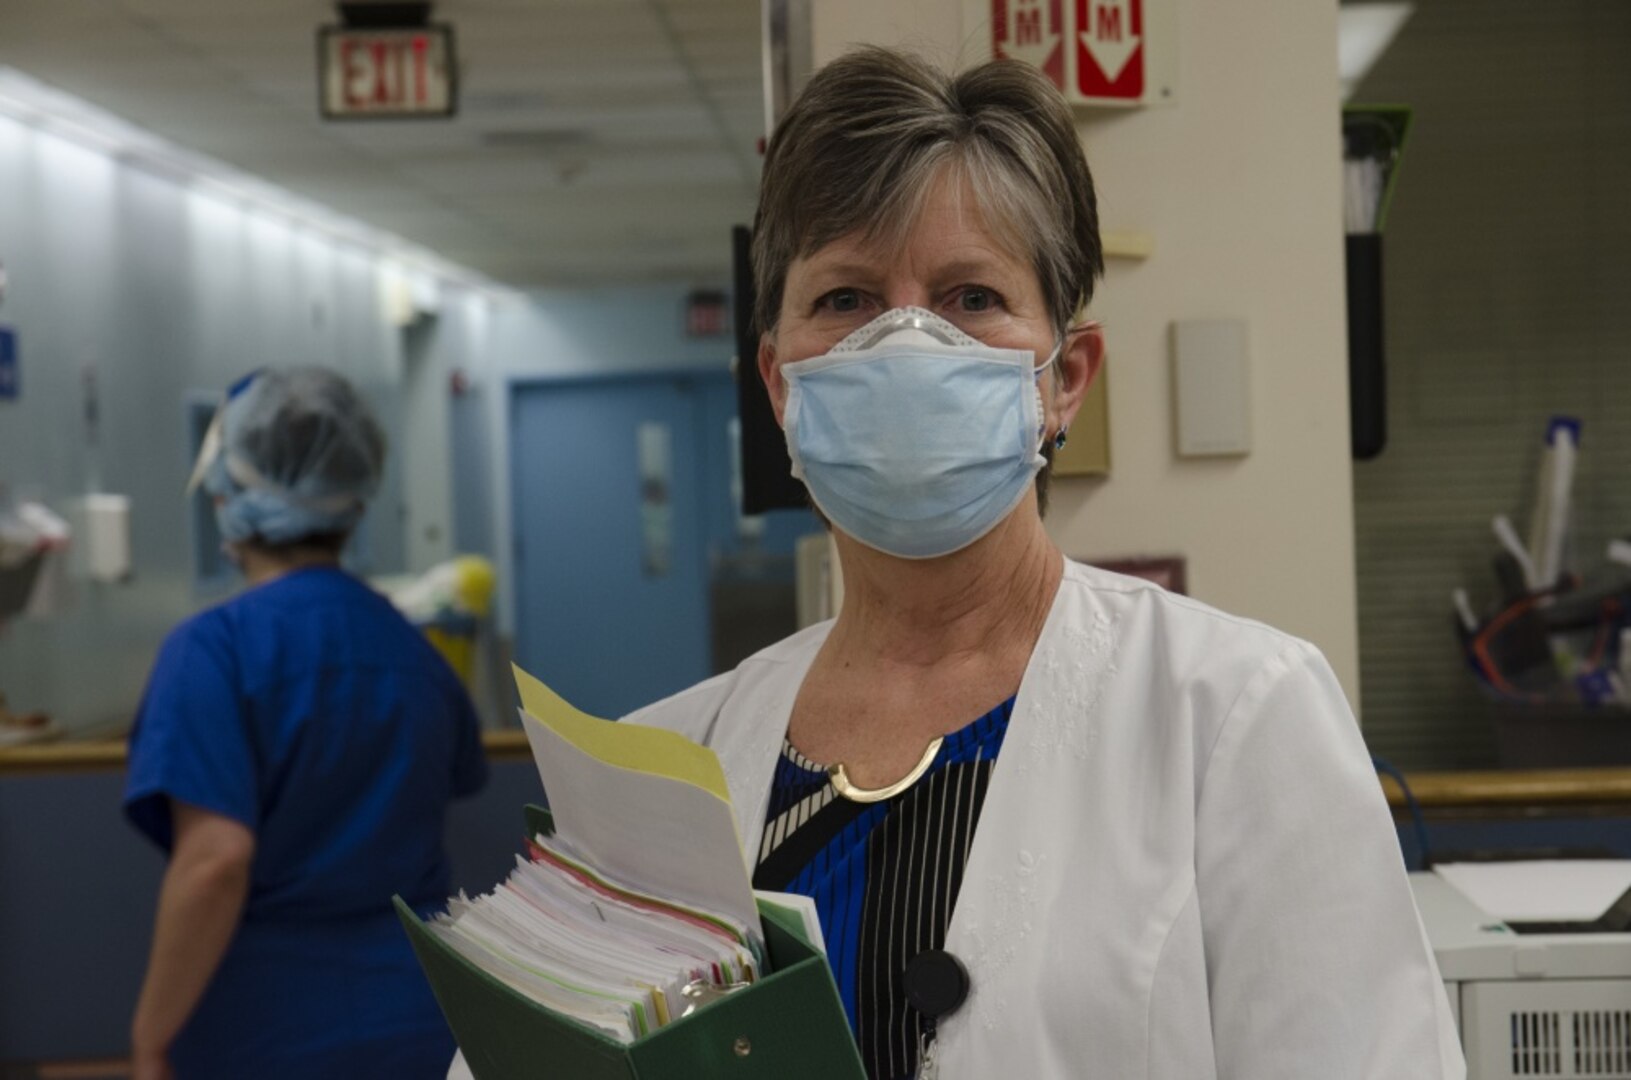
[0,328,16,401]
[638,422,673,578]
[993,0,1067,89]
[1075,0,1144,100]
[983,0,1175,106]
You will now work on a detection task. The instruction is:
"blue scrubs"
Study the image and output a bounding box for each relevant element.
[125,566,488,1079]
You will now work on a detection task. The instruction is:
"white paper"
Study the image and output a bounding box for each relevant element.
[521,708,761,935]
[1436,860,1631,924]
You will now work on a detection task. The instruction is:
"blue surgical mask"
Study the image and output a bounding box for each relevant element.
[782,307,1056,560]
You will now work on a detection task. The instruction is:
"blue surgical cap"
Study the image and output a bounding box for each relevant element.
[196,367,386,546]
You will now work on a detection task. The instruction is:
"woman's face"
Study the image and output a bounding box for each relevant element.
[758,170,1102,445]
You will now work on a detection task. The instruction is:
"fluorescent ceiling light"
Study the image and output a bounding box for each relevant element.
[1339,3,1414,102]
[0,66,507,296]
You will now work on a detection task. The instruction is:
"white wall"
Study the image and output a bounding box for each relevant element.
[0,108,493,733]
[400,296,499,575]
[810,0,1361,702]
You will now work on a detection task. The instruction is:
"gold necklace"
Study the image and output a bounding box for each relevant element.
[827,737,945,803]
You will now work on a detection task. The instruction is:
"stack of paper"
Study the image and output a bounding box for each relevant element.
[430,833,760,1040]
[424,667,767,1043]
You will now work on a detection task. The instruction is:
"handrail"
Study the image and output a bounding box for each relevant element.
[4,737,1631,811]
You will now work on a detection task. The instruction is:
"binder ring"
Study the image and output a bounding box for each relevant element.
[680,977,751,1018]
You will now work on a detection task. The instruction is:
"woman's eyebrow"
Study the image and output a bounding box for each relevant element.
[795,261,884,291]
[929,258,1021,285]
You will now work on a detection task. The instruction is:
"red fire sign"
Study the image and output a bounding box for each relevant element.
[993,0,1066,90]
[1075,0,1144,100]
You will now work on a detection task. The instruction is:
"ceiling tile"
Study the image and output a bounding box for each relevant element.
[2,0,765,284]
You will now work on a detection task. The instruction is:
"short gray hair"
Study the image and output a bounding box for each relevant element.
[752,46,1104,338]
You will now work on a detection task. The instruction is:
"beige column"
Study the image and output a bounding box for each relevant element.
[801,0,1362,708]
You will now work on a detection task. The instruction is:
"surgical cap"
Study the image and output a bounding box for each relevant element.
[197,367,386,546]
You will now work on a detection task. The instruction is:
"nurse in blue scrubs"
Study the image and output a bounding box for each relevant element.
[124,367,487,1080]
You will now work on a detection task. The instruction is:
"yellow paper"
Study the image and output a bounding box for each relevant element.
[511,664,731,805]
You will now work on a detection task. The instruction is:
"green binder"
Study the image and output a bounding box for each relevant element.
[396,806,865,1080]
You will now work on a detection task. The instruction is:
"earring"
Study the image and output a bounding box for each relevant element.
[1054,427,1069,450]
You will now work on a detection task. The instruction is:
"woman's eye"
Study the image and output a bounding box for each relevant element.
[957,287,999,313]
[819,288,863,314]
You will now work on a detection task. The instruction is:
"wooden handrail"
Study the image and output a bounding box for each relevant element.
[0,733,537,774]
[4,736,1631,811]
[1376,767,1631,809]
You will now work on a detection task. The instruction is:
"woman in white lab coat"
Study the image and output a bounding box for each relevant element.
[460,47,1464,1080]
[624,47,1467,1080]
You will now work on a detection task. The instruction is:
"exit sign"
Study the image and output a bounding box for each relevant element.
[318,25,457,119]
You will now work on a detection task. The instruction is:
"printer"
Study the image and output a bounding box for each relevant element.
[1412,863,1631,1079]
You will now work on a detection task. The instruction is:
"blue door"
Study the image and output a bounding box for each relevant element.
[509,374,709,718]
[510,372,821,719]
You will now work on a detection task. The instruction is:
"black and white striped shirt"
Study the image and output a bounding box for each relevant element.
[752,698,1014,1080]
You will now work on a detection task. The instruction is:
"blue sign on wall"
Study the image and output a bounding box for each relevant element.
[0,328,16,401]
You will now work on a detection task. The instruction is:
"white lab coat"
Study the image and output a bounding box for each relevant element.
[625,559,1465,1079]
[449,558,1463,1079]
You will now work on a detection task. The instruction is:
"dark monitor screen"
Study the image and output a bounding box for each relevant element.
[733,225,809,514]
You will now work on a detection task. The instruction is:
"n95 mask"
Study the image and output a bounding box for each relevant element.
[781,306,1055,560]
